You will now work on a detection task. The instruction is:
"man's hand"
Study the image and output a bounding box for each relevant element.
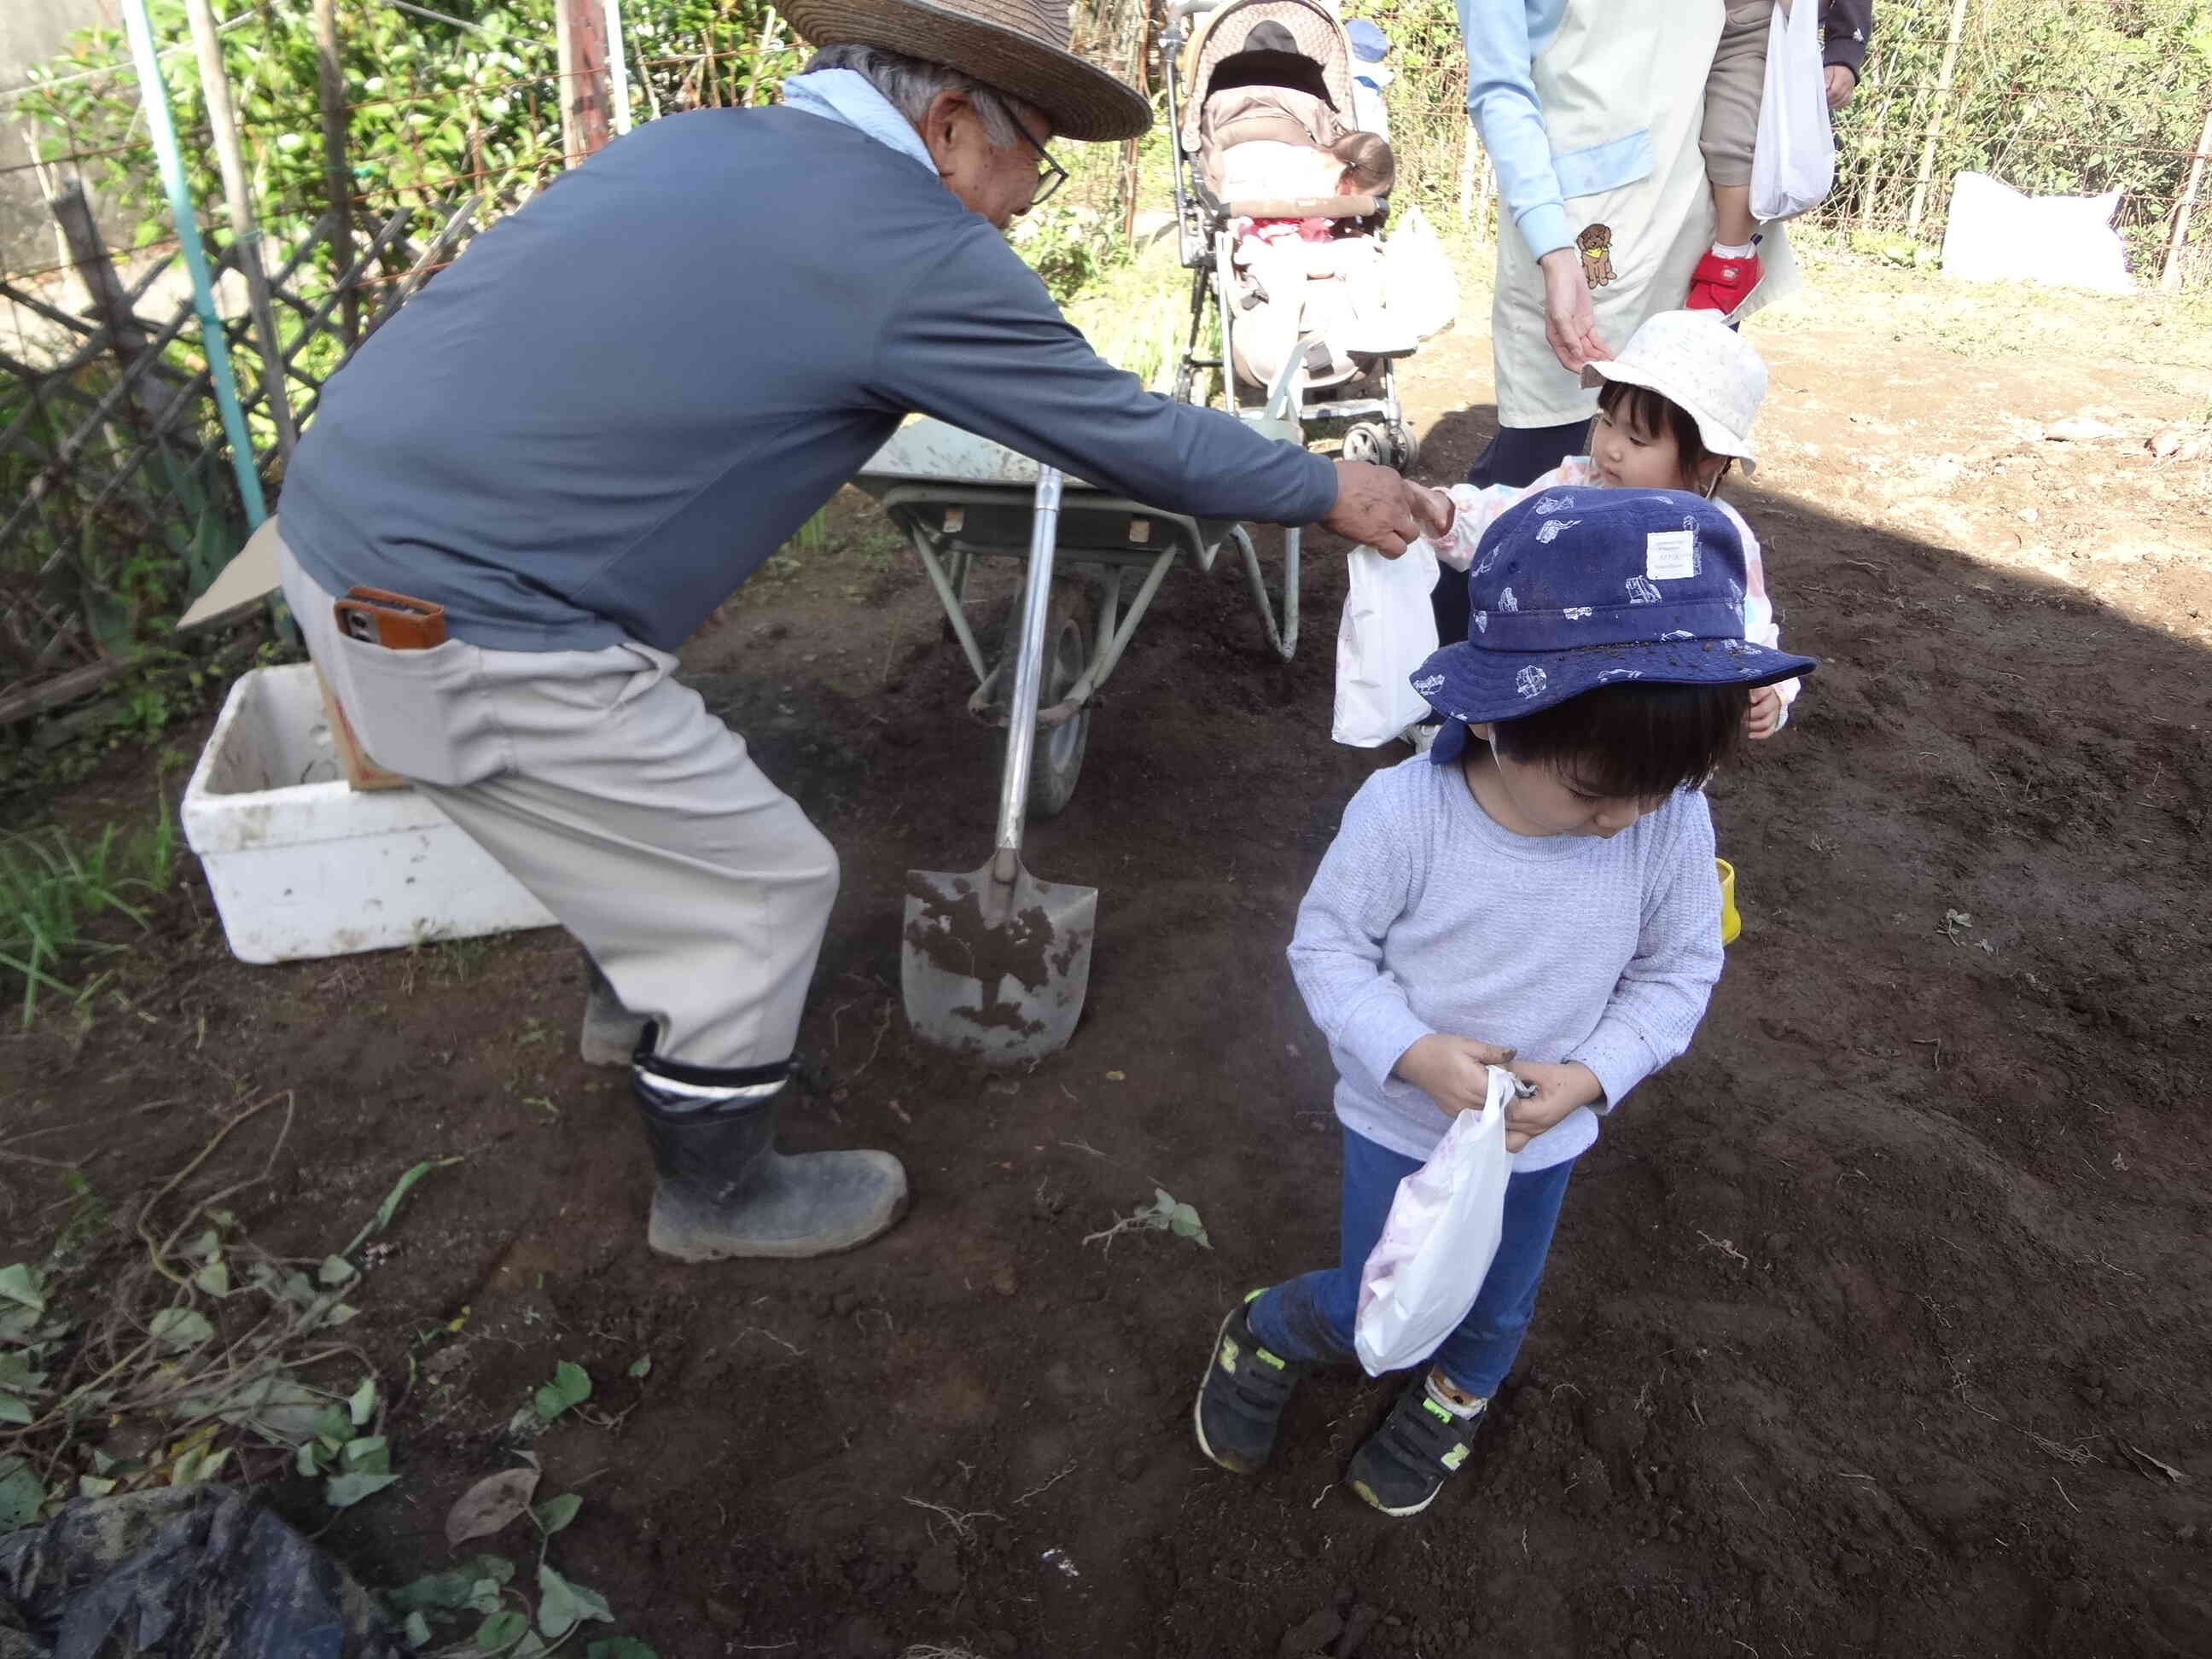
[1825,64,1857,111]
[1537,247,1610,375]
[1324,460,1447,557]
[1503,1060,1604,1152]
[1394,1033,1516,1117]
[1744,684,1785,740]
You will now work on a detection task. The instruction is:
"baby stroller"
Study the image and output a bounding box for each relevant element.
[1163,0,1420,471]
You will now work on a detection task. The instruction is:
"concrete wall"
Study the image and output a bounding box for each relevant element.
[2,0,123,280]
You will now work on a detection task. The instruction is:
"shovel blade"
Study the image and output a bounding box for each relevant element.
[902,861,1097,1065]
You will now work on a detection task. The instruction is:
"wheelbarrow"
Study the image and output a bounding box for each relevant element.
[855,405,1306,1058]
[853,406,1303,818]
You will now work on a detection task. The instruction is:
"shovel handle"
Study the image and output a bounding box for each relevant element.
[994,467,1065,855]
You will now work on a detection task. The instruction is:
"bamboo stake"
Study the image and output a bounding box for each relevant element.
[312,0,358,346]
[50,183,162,422]
[1904,0,1970,241]
[118,0,266,527]
[2161,101,2212,294]
[183,0,298,459]
[18,119,73,278]
[1858,93,1889,234]
[602,0,634,136]
[1457,115,1476,227]
[49,183,175,562]
[1118,0,1147,242]
[742,7,783,109]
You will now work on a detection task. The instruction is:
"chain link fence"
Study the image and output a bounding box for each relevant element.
[1,0,813,728]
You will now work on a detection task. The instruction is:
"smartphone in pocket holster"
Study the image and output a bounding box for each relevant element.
[335,586,447,650]
[321,586,447,792]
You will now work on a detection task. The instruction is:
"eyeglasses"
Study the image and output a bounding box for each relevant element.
[1017,124,1069,208]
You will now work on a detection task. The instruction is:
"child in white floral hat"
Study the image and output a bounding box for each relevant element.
[1426,310,1800,738]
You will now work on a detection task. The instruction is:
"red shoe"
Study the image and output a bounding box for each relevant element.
[1685,248,1762,314]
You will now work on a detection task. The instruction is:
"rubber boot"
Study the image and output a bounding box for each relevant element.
[579,952,649,1068]
[635,1068,907,1261]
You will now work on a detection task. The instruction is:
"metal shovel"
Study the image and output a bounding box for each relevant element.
[903,467,1097,1063]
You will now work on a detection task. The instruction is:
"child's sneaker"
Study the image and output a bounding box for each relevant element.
[1192,1290,1305,1474]
[1685,247,1762,315]
[1347,1377,1486,1516]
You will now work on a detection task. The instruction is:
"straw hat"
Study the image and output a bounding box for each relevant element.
[783,0,1151,143]
[1580,309,1767,475]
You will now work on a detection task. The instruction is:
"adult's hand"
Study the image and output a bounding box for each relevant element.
[1537,247,1610,375]
[1824,64,1858,110]
[1323,459,1448,556]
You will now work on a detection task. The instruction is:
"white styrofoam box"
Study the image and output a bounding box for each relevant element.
[183,663,556,963]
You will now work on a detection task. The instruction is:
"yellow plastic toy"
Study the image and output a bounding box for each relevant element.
[1715,858,1741,946]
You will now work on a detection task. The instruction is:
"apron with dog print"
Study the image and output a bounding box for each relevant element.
[1491,0,1798,429]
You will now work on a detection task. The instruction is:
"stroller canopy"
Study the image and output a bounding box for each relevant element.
[1178,0,1358,156]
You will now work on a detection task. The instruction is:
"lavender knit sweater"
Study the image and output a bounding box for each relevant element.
[1288,755,1724,1173]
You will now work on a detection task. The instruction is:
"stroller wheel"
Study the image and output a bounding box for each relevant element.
[1386,422,1421,474]
[1342,422,1390,466]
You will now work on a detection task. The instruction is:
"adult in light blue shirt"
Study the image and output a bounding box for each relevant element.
[1441,3,1785,649]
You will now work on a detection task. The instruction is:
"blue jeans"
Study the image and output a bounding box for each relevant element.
[1248,1127,1575,1396]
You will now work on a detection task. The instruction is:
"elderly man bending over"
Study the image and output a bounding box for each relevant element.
[273,0,1440,1264]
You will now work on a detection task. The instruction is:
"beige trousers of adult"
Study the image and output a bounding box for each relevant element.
[1703,0,1778,189]
[279,535,837,1072]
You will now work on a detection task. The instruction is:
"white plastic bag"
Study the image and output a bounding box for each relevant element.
[1332,539,1439,748]
[1749,0,1835,224]
[1379,207,1458,341]
[1351,69,1393,142]
[1353,1065,1517,1377]
[1940,172,2133,294]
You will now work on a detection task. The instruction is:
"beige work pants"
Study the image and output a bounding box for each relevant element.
[279,536,836,1072]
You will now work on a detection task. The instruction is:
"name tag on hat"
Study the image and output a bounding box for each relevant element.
[1645,529,1698,581]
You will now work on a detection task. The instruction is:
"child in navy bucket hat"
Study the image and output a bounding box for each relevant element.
[1412,486,1813,763]
[1194,489,1813,1519]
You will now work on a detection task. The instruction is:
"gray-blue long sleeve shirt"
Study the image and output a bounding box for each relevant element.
[1288,754,1723,1173]
[279,106,1338,653]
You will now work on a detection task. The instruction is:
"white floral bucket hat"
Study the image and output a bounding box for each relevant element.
[1580,309,1767,477]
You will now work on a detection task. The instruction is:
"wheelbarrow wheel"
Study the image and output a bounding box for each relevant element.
[1025,579,1093,819]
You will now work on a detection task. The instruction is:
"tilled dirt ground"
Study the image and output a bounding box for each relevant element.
[5,249,2211,1658]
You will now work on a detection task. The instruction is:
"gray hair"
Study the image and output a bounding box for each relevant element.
[802,44,1035,149]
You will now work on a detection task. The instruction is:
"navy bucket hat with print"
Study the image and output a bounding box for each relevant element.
[1409,486,1815,749]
